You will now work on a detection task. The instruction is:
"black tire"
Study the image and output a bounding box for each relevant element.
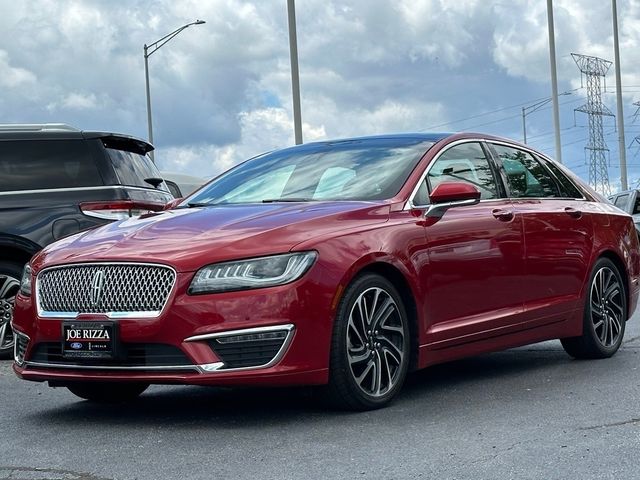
[323,273,411,410]
[66,382,149,403]
[561,258,627,359]
[0,261,23,360]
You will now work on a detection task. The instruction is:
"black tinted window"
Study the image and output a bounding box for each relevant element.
[543,159,584,198]
[493,144,559,198]
[106,146,167,191]
[0,139,102,192]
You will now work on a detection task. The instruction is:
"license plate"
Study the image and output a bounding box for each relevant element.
[62,322,116,359]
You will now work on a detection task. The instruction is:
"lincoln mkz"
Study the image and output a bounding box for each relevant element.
[12,133,640,409]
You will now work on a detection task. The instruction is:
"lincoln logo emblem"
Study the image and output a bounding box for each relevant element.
[90,270,105,306]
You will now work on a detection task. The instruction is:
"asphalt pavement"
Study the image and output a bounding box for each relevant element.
[1,312,640,480]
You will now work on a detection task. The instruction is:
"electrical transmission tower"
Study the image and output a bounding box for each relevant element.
[572,53,615,196]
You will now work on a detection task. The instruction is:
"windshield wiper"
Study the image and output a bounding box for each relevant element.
[261,198,312,203]
[186,202,215,208]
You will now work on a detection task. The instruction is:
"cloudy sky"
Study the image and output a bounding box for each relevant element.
[2,0,640,192]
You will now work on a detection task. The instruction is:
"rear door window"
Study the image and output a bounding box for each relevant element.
[492,144,559,198]
[542,158,584,198]
[0,139,103,192]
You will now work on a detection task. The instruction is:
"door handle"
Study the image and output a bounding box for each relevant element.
[564,206,582,219]
[492,209,514,221]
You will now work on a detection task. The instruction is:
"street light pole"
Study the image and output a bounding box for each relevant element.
[287,0,303,145]
[546,0,563,163]
[144,20,205,162]
[144,45,153,154]
[612,0,628,190]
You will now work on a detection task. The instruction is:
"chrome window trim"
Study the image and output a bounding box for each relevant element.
[404,138,588,210]
[404,138,497,210]
[35,262,177,319]
[487,140,587,201]
[0,185,172,196]
[186,324,296,372]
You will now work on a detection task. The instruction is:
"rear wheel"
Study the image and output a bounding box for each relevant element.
[561,258,627,359]
[324,274,411,410]
[0,262,22,360]
[66,382,149,403]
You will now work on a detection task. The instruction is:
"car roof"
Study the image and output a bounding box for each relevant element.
[302,132,453,146]
[0,124,153,153]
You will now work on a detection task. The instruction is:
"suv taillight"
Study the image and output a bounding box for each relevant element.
[80,200,164,220]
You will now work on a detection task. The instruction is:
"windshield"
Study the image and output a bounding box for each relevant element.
[185,138,433,205]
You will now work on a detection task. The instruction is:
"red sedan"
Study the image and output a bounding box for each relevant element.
[11,133,640,410]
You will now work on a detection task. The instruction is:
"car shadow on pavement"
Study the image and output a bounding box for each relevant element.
[20,341,591,427]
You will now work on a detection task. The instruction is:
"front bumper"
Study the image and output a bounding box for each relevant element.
[12,267,338,387]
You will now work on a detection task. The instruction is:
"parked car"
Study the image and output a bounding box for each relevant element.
[12,133,640,409]
[608,189,640,233]
[161,171,208,198]
[0,124,173,358]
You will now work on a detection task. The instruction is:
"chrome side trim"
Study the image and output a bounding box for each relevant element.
[0,185,172,197]
[35,262,177,319]
[186,324,296,373]
[24,361,199,372]
[425,198,480,219]
[185,324,295,342]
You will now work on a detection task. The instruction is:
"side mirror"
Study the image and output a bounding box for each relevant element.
[425,182,480,218]
[163,198,183,210]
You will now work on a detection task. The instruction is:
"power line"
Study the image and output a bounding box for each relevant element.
[423,87,583,130]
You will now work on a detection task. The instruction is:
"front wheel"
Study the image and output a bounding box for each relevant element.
[66,382,149,403]
[0,262,22,360]
[324,274,411,410]
[561,258,627,359]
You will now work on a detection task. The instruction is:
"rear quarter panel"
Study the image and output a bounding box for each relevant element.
[590,204,640,319]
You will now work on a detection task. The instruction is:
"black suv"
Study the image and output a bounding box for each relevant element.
[0,124,173,358]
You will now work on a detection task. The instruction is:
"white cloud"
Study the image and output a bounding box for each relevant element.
[0,49,36,88]
[1,0,640,188]
[47,92,99,112]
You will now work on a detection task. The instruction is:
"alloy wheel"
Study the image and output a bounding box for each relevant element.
[346,287,406,397]
[590,266,624,348]
[0,273,19,353]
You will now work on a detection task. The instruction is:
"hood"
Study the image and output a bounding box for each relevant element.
[34,202,390,272]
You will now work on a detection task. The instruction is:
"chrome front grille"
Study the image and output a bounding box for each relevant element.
[37,263,176,317]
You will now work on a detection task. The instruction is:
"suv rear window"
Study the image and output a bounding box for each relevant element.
[105,145,166,191]
[0,139,103,192]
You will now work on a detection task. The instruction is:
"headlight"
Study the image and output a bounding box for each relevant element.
[189,251,317,294]
[19,264,32,296]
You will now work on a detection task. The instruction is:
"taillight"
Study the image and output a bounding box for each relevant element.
[80,200,164,220]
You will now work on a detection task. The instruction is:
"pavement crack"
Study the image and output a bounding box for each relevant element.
[579,418,640,430]
[0,466,112,480]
